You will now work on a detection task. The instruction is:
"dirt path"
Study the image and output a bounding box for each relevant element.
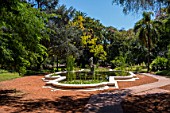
[0,75,98,113]
[126,73,170,95]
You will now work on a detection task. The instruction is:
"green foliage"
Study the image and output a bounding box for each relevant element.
[95,67,110,72]
[111,52,127,68]
[25,69,52,75]
[53,67,57,73]
[134,12,162,72]
[134,65,143,73]
[66,55,75,81]
[112,0,169,14]
[61,79,107,84]
[150,56,168,71]
[111,53,128,76]
[155,70,170,77]
[0,0,169,77]
[72,14,107,62]
[167,44,170,68]
[116,63,147,73]
[46,5,82,64]
[0,0,49,74]
[111,56,126,68]
[66,55,75,71]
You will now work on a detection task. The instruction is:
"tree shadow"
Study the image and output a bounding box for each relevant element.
[0,89,23,106]
[0,89,90,112]
[121,93,170,113]
[4,89,169,113]
[12,96,90,113]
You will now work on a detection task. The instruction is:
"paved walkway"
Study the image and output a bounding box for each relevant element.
[127,73,170,95]
[85,73,170,113]
[84,90,129,113]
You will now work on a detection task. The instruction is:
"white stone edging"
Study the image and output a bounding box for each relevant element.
[42,70,137,90]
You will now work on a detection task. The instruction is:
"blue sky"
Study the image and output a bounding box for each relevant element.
[59,0,142,30]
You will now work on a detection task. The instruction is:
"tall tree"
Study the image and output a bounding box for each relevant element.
[44,4,82,71]
[71,13,107,66]
[134,12,162,72]
[0,0,48,74]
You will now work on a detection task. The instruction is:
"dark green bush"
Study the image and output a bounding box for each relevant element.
[156,70,170,76]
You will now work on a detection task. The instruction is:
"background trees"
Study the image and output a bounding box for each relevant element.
[0,0,170,74]
[112,0,170,71]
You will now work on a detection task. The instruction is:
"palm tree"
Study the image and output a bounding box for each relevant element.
[134,12,162,72]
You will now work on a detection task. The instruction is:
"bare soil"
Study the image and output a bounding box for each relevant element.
[118,74,158,89]
[121,93,170,113]
[0,74,169,113]
[159,84,170,91]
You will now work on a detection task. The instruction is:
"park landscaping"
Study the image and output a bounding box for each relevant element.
[1,0,170,112]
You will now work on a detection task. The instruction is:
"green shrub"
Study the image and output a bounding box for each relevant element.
[111,56,126,68]
[66,55,75,81]
[150,56,168,71]
[167,45,170,69]
[111,54,128,75]
[18,67,27,75]
[66,55,75,71]
[155,70,170,76]
[111,54,127,68]
[135,65,142,73]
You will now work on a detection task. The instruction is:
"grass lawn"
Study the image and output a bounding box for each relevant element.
[0,69,20,82]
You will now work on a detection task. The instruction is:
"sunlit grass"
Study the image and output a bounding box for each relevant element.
[0,69,20,82]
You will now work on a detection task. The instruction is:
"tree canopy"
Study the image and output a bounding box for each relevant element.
[112,0,170,14]
[0,0,170,74]
[0,0,49,74]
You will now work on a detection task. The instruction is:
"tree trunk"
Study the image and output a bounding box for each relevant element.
[147,51,150,72]
[37,0,40,8]
[147,37,151,72]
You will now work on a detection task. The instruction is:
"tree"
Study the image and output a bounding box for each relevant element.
[0,0,49,74]
[71,13,107,67]
[152,10,170,57]
[81,17,107,62]
[27,0,59,9]
[43,4,82,71]
[134,12,162,72]
[112,0,170,14]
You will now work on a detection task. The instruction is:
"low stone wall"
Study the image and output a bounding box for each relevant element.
[42,70,137,90]
[52,82,109,89]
